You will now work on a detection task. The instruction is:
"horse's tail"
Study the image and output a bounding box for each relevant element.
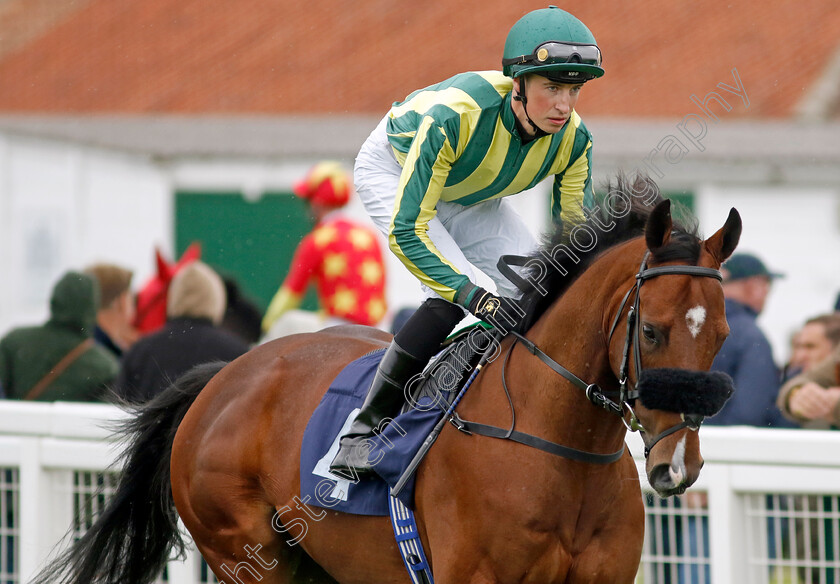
[30,361,227,584]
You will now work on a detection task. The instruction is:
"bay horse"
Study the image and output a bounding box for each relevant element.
[33,177,741,584]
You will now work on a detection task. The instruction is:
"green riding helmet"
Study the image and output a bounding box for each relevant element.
[503,6,604,84]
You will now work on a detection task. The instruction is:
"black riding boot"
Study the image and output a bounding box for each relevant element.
[329,340,426,479]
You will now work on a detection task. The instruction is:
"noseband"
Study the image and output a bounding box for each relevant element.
[504,251,724,459]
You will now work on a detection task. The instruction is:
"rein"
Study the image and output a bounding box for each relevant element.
[450,339,625,465]
[455,252,723,462]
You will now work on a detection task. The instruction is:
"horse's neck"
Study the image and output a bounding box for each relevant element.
[517,258,632,455]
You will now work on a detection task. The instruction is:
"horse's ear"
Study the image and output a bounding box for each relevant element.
[645,199,672,251]
[155,248,173,280]
[703,208,742,266]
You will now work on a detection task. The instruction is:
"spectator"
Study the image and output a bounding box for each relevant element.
[778,315,840,429]
[261,161,388,337]
[706,253,793,427]
[780,328,803,383]
[115,261,249,403]
[775,314,840,582]
[84,262,139,359]
[133,243,201,335]
[788,314,840,377]
[0,271,119,401]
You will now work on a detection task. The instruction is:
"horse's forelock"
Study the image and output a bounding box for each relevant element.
[649,231,701,266]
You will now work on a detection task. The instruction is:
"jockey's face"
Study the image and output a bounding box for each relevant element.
[513,75,582,136]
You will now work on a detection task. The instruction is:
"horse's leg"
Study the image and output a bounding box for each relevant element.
[177,474,287,582]
[176,459,345,584]
[199,538,338,584]
[567,530,642,583]
[174,467,318,584]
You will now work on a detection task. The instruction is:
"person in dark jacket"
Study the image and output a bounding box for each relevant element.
[0,271,119,401]
[707,253,794,427]
[114,261,250,403]
[220,275,263,345]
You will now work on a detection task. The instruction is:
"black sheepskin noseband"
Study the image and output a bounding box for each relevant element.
[636,369,734,416]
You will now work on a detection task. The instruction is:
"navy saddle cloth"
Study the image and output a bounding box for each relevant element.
[299,348,454,516]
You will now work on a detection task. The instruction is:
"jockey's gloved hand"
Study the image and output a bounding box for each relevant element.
[465,287,524,330]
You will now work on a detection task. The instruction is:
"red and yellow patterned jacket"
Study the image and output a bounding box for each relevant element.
[263,217,387,328]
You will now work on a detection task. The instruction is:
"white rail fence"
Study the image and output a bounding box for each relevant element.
[2,401,840,584]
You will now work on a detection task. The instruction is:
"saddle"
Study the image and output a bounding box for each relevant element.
[299,322,496,515]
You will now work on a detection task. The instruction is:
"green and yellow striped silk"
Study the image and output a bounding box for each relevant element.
[386,71,594,303]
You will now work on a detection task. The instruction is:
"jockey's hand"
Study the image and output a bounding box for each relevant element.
[466,287,524,329]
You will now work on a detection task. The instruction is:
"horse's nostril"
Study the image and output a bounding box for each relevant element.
[649,462,689,497]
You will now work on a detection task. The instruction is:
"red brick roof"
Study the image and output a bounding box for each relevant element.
[0,0,91,58]
[0,0,837,117]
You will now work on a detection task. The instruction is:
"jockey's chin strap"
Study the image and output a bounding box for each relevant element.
[468,251,723,461]
[512,77,547,139]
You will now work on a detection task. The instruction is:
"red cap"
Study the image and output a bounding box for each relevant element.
[293,161,352,208]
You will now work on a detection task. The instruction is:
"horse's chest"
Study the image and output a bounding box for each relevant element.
[493,492,643,582]
[513,536,640,584]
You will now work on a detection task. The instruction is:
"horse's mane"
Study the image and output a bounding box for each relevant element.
[514,173,701,332]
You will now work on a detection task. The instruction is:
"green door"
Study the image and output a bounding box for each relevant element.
[174,191,318,312]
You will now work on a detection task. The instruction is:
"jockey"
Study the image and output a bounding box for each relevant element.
[261,161,388,334]
[330,6,604,478]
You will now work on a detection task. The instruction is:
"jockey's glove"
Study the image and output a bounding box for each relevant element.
[465,287,525,330]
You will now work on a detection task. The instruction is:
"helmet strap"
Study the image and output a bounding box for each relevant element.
[513,77,546,140]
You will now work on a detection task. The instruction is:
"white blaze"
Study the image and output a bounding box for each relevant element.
[669,436,687,485]
[685,305,707,338]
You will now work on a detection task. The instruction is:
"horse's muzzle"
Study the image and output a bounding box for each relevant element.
[636,368,734,417]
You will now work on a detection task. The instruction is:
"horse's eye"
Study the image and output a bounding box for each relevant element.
[642,324,659,344]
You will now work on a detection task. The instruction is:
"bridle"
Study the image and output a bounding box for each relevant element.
[459,251,723,462]
[603,251,723,456]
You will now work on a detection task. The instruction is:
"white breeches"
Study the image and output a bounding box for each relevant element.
[354,115,537,301]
